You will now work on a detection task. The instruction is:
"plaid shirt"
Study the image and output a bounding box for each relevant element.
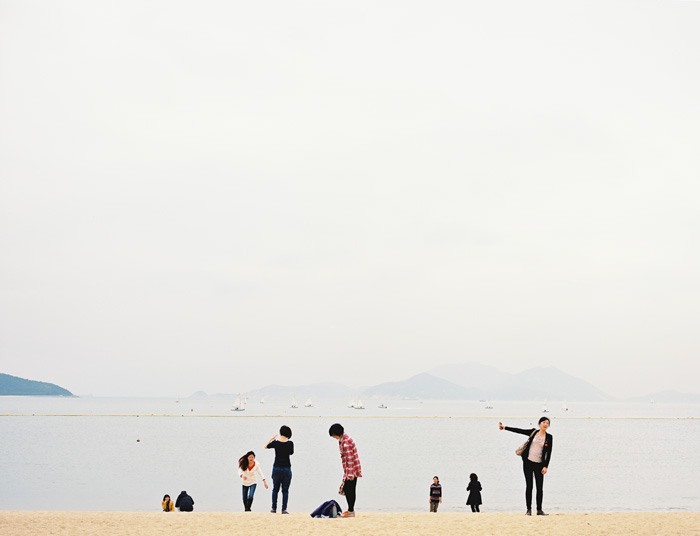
[339,433,362,479]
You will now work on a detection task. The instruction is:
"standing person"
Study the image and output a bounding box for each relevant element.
[329,423,362,518]
[161,494,174,512]
[238,450,268,511]
[265,425,294,514]
[466,473,482,512]
[429,476,442,512]
[499,417,553,515]
[175,490,194,512]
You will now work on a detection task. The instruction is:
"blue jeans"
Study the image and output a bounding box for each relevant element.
[271,466,292,511]
[242,483,257,504]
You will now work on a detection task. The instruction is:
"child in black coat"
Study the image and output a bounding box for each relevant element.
[466,473,482,512]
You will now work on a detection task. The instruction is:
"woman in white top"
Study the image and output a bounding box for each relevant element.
[238,451,268,511]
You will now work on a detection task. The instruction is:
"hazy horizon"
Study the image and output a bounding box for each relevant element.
[1,360,695,401]
[2,2,699,399]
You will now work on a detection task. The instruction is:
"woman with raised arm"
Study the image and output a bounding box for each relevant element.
[499,417,553,516]
[265,425,294,514]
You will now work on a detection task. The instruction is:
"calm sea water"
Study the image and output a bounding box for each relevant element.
[1,397,698,513]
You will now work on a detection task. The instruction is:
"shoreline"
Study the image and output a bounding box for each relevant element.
[1,511,698,536]
[2,413,698,419]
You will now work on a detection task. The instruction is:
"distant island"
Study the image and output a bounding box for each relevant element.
[220,363,700,404]
[0,373,74,396]
[237,364,616,403]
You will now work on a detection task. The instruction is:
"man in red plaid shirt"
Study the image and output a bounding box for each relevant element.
[329,423,362,517]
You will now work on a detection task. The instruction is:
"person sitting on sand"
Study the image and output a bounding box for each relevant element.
[161,494,174,512]
[175,490,194,512]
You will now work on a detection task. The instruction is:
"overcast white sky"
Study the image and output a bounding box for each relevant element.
[1,1,698,398]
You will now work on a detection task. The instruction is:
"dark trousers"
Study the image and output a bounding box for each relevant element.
[271,466,292,511]
[470,504,480,512]
[522,459,545,510]
[343,478,358,512]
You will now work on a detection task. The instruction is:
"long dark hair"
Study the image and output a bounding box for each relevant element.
[162,494,171,510]
[238,451,255,470]
[470,473,478,482]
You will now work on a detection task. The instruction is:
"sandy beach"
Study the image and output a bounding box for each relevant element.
[0,511,697,536]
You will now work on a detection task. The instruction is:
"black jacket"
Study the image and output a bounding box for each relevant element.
[505,427,553,468]
[466,481,482,505]
[175,491,194,511]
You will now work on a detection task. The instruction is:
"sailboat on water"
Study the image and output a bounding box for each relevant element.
[304,398,313,408]
[291,396,299,409]
[231,393,245,412]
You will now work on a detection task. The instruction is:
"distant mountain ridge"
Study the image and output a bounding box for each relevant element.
[0,373,73,396]
[362,373,483,400]
[428,363,613,402]
[209,363,627,403]
[363,365,612,402]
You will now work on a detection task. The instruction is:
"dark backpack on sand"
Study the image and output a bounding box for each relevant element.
[310,499,342,518]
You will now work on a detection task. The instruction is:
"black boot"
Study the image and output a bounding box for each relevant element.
[526,508,532,515]
[244,499,251,512]
[248,498,254,511]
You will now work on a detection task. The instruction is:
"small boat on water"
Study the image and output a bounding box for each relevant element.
[291,397,299,409]
[304,398,313,408]
[484,400,493,409]
[354,399,365,409]
[231,394,245,412]
[378,403,388,409]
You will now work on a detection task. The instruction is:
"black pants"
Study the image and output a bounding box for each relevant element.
[470,504,480,512]
[343,478,358,512]
[522,459,545,510]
